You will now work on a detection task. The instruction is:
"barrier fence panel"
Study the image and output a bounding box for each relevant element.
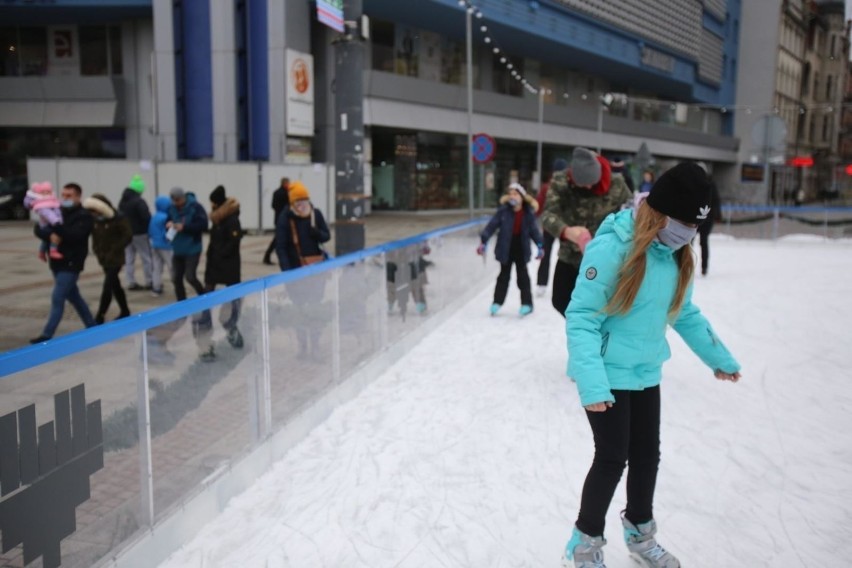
[0,219,493,568]
[716,205,852,240]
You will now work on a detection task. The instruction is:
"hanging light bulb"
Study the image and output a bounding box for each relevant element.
[493,47,500,54]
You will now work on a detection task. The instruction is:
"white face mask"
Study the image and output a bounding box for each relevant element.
[657,217,697,250]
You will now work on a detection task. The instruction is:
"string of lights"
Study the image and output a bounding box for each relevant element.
[456,0,849,117]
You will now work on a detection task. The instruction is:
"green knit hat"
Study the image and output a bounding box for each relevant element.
[129,174,145,194]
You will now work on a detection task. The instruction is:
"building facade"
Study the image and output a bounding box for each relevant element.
[1,0,744,210]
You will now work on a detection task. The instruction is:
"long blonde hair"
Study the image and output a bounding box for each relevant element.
[605,201,695,317]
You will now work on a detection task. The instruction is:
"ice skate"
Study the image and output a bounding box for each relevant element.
[562,526,607,567]
[519,305,533,316]
[621,514,680,567]
[489,303,501,316]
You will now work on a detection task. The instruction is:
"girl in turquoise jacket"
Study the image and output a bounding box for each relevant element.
[562,163,741,568]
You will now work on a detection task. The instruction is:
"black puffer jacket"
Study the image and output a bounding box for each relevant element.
[275,206,330,271]
[205,198,243,285]
[118,188,151,235]
[34,204,93,273]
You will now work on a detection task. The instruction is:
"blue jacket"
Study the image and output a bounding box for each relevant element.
[167,193,208,257]
[149,196,173,250]
[566,208,740,406]
[480,196,543,264]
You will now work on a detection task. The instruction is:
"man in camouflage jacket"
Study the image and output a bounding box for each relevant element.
[541,147,632,317]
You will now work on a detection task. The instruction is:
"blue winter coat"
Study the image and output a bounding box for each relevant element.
[149,196,173,250]
[167,193,208,257]
[566,208,740,407]
[480,197,543,264]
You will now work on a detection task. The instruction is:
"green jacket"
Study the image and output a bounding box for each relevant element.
[92,214,133,269]
[541,170,632,266]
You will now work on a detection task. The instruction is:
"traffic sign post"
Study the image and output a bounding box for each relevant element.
[472,133,496,164]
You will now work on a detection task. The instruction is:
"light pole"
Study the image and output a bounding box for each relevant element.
[535,88,545,192]
[596,93,613,154]
[463,2,474,217]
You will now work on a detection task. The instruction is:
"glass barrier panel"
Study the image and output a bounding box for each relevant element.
[267,270,336,429]
[0,336,143,568]
[146,293,262,521]
[337,259,387,379]
[385,240,434,343]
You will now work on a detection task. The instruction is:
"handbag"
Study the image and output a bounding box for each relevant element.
[290,211,324,266]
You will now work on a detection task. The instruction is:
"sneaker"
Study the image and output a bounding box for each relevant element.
[519,305,533,316]
[199,346,216,363]
[150,288,163,297]
[415,302,427,314]
[227,327,244,349]
[29,335,51,344]
[127,283,144,291]
[622,514,680,567]
[95,313,105,325]
[489,303,501,316]
[115,311,131,320]
[535,285,547,297]
[563,526,607,567]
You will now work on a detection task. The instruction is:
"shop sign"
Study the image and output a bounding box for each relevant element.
[286,50,314,137]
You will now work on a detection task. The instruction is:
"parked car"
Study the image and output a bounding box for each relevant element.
[0,176,28,220]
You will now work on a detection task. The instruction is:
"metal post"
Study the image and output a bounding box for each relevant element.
[536,88,544,192]
[260,288,272,437]
[465,6,474,218]
[137,331,154,526]
[334,0,366,255]
[332,270,341,382]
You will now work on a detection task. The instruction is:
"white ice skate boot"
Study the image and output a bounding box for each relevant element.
[621,514,680,567]
[562,526,607,567]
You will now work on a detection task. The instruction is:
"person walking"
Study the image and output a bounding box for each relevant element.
[149,195,174,296]
[535,159,567,296]
[30,183,97,343]
[542,147,632,318]
[83,194,133,323]
[477,182,543,316]
[275,182,330,359]
[263,177,290,265]
[166,187,208,301]
[561,162,741,568]
[202,185,244,358]
[119,174,153,291]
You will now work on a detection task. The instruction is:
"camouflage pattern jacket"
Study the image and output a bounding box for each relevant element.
[541,169,632,266]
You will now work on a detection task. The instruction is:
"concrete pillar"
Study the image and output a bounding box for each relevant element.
[210,0,238,162]
[152,0,178,161]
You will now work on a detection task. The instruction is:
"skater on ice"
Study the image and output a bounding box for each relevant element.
[562,162,742,568]
[477,182,543,316]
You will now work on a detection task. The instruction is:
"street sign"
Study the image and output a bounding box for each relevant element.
[472,133,496,164]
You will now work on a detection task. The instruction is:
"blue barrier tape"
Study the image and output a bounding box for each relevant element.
[0,218,487,379]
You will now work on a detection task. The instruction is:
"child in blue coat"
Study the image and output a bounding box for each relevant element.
[477,183,543,316]
[562,162,741,568]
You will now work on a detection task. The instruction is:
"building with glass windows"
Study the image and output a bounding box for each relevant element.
[1,0,744,210]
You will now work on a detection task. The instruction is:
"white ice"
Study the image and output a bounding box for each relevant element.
[159,236,852,568]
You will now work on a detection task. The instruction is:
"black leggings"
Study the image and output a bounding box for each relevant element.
[493,236,532,306]
[97,266,129,317]
[576,386,661,537]
[536,230,556,286]
[551,260,580,318]
[698,221,713,274]
[173,254,205,301]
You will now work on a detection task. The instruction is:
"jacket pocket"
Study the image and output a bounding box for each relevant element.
[600,332,610,356]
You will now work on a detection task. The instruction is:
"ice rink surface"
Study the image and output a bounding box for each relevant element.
[159,235,852,568]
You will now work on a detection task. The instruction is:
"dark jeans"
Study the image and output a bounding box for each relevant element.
[536,230,556,286]
[173,253,205,301]
[576,387,661,537]
[493,236,532,306]
[97,266,129,317]
[698,221,713,275]
[551,260,580,318]
[263,236,277,263]
[43,271,96,338]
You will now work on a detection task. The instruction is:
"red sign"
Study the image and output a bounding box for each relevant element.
[471,133,496,164]
[787,156,814,167]
[845,164,852,176]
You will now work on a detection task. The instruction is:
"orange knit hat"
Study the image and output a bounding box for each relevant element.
[288,180,310,202]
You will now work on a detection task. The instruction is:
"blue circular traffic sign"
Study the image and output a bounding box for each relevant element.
[472,133,496,164]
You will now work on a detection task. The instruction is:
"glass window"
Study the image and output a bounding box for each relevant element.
[394,25,419,77]
[0,27,17,76]
[440,37,463,85]
[18,27,47,76]
[80,25,108,75]
[371,19,394,73]
[109,25,122,75]
[492,54,523,97]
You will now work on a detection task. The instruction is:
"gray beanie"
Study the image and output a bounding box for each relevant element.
[570,147,602,187]
[169,186,186,200]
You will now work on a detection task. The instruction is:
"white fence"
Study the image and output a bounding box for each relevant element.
[26,159,335,230]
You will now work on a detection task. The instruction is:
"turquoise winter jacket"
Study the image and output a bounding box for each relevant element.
[566,209,740,407]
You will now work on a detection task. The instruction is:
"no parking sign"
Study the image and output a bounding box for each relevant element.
[471,133,496,164]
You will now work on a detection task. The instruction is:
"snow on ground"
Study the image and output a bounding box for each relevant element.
[159,236,852,568]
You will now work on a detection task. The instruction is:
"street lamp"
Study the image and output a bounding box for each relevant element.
[597,93,614,154]
[460,1,475,218]
[535,88,548,192]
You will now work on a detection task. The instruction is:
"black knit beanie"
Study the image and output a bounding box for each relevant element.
[210,185,227,206]
[645,163,712,224]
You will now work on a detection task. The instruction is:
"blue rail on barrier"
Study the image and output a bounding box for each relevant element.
[720,205,852,214]
[0,217,489,379]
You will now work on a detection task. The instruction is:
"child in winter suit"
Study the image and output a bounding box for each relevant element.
[477,183,544,316]
[24,181,63,261]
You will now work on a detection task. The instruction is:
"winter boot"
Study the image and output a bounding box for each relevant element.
[562,526,607,568]
[489,303,501,316]
[519,305,533,316]
[227,326,244,349]
[199,345,216,363]
[622,514,680,567]
[48,245,63,260]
